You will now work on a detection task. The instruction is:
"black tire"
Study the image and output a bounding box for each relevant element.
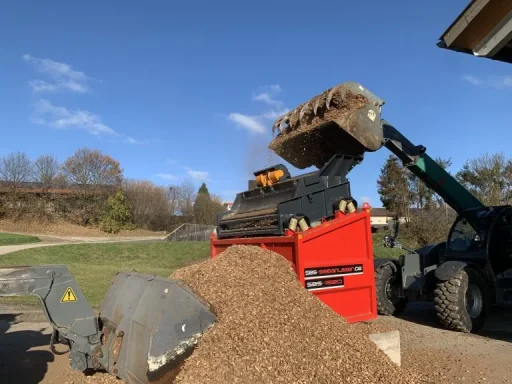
[375,263,408,316]
[434,268,490,333]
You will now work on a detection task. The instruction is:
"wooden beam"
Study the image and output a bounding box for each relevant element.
[453,0,512,50]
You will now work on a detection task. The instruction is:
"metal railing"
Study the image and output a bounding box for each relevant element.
[165,223,216,242]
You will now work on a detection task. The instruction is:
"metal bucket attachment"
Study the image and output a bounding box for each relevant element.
[98,272,216,384]
[269,81,386,169]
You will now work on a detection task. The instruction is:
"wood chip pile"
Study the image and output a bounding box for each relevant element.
[169,245,433,384]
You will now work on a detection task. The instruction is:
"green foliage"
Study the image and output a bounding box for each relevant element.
[377,155,411,217]
[191,182,224,225]
[377,154,456,247]
[198,182,210,195]
[100,191,135,233]
[193,192,211,224]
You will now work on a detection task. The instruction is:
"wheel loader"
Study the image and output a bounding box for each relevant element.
[267,81,512,334]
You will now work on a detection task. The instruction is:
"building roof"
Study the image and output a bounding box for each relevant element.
[438,0,512,64]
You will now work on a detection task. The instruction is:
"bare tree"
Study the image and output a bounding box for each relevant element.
[62,147,123,186]
[167,185,182,216]
[123,179,170,229]
[178,179,196,216]
[0,151,33,186]
[34,154,60,187]
[456,152,512,205]
[403,207,457,247]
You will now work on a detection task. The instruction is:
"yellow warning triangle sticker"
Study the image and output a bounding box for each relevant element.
[61,287,78,303]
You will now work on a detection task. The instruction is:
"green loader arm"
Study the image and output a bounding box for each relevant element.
[382,121,485,213]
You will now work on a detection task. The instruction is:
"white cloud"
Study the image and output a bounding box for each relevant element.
[125,136,149,145]
[463,75,483,86]
[31,99,147,144]
[28,80,58,93]
[463,74,512,88]
[186,169,210,182]
[23,54,93,94]
[33,99,117,135]
[227,84,288,134]
[252,84,285,107]
[261,108,290,120]
[166,158,177,165]
[252,92,284,108]
[228,113,267,134]
[157,173,177,180]
[24,55,147,145]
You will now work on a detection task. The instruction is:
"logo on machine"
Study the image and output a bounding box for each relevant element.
[305,277,345,291]
[304,264,363,280]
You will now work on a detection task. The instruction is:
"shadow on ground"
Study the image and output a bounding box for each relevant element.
[396,301,512,342]
[0,313,55,384]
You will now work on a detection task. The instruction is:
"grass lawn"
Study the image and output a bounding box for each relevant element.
[0,241,210,308]
[0,232,41,246]
[371,231,412,259]
[0,232,412,309]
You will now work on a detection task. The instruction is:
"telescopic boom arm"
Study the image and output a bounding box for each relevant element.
[269,81,485,215]
[381,121,485,213]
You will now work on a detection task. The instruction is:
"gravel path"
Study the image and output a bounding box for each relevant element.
[2,302,512,384]
[0,234,165,255]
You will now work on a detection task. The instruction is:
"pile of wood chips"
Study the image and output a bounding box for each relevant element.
[170,245,433,384]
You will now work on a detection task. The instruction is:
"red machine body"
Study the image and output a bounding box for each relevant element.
[210,208,377,323]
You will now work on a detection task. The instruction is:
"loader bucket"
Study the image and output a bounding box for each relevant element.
[269,81,386,169]
[98,271,216,384]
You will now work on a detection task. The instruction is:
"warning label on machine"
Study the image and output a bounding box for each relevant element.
[61,287,78,303]
[304,264,363,280]
[305,277,345,291]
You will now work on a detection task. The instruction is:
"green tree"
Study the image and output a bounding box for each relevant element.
[408,156,452,210]
[377,155,412,218]
[408,172,433,209]
[192,183,224,225]
[194,182,212,224]
[100,191,135,233]
[431,157,453,209]
[198,182,210,195]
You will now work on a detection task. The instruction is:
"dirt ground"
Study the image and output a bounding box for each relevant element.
[1,302,512,384]
[0,219,166,238]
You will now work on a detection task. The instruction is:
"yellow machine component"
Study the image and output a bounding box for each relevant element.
[256,169,285,187]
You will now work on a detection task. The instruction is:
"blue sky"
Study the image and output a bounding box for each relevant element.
[1,0,511,206]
